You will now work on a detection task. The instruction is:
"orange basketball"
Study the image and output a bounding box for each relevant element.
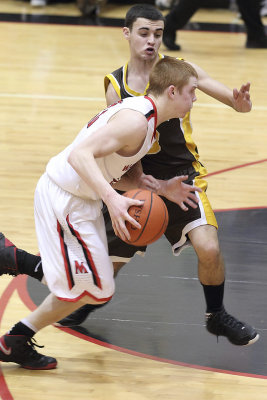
[123,189,169,246]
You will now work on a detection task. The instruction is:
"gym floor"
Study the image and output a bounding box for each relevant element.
[0,1,267,399]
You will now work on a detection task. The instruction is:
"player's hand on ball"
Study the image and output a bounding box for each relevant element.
[122,189,169,246]
[106,193,142,241]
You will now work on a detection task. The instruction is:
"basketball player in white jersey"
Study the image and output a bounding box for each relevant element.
[0,5,258,358]
[0,57,198,370]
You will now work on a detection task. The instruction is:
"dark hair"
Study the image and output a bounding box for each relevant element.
[124,4,165,30]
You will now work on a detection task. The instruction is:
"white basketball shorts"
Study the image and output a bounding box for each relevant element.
[34,173,115,302]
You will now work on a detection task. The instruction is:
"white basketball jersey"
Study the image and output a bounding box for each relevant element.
[46,96,157,200]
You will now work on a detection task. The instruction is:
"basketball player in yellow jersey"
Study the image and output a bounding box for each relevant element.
[0,5,258,346]
[55,4,258,346]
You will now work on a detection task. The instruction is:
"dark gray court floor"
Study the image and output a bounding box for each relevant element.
[28,208,267,377]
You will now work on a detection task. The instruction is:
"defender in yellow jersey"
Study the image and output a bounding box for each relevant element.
[56,4,258,346]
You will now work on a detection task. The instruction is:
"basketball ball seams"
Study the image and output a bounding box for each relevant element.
[127,191,153,244]
[123,189,169,246]
[145,197,168,244]
[131,191,153,244]
[145,198,168,244]
[131,190,143,199]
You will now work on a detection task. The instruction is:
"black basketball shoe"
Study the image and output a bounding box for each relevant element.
[206,307,259,346]
[0,334,57,370]
[0,233,19,276]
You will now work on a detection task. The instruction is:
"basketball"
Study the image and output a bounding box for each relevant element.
[123,189,169,246]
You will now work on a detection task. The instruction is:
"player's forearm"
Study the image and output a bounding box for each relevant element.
[112,174,141,191]
[112,162,143,191]
[68,149,117,204]
[191,62,238,110]
[198,78,234,108]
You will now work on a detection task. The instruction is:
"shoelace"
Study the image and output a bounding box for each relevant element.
[218,311,244,329]
[208,311,245,343]
[27,337,44,349]
[21,337,45,360]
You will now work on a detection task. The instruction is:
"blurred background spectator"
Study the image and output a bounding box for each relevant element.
[163,0,267,49]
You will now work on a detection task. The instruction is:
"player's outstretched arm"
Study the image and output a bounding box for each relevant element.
[156,176,201,211]
[114,168,201,212]
[188,62,252,113]
[136,174,201,212]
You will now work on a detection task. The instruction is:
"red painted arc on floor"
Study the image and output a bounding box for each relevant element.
[0,158,267,398]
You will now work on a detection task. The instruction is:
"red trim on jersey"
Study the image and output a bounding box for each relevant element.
[66,215,102,289]
[57,220,74,290]
[144,95,158,140]
[87,100,123,128]
[56,291,113,303]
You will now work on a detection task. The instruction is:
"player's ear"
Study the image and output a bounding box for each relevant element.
[167,85,176,99]
[123,27,130,40]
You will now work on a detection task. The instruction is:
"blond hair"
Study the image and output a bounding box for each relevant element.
[147,57,198,97]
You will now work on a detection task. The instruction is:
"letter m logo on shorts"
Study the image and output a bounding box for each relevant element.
[122,164,133,172]
[75,260,88,274]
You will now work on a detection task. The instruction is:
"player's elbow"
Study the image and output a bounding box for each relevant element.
[67,147,83,172]
[67,149,77,169]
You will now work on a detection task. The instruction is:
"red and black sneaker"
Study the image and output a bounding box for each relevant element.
[0,334,57,370]
[0,233,19,276]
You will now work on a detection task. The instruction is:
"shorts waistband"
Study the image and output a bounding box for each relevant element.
[145,166,199,181]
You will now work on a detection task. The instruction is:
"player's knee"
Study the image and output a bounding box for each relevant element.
[83,276,115,305]
[83,280,115,306]
[100,276,115,299]
[198,242,221,265]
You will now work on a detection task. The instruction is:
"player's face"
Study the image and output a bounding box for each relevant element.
[124,18,164,61]
[174,77,198,117]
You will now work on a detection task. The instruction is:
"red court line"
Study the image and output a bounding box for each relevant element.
[56,326,267,380]
[1,250,267,388]
[0,276,28,400]
[0,276,38,400]
[15,277,267,381]
[1,205,267,393]
[206,158,267,178]
[0,371,13,400]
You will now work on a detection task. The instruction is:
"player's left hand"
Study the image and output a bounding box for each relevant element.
[233,82,252,113]
[158,175,202,211]
[137,173,161,192]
